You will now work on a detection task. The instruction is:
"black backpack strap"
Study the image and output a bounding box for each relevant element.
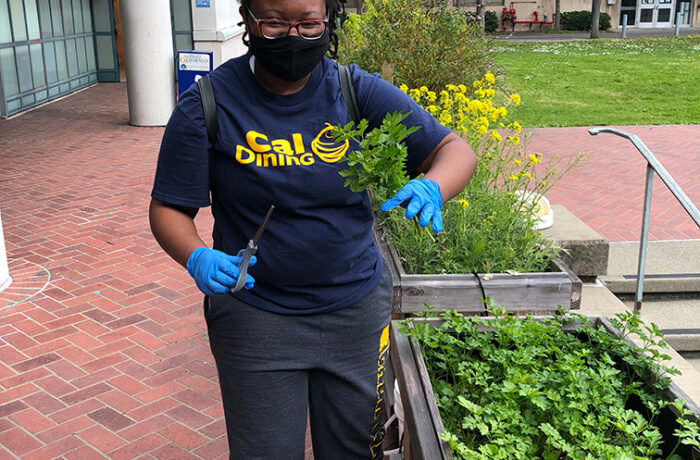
[197,74,218,145]
[338,64,361,125]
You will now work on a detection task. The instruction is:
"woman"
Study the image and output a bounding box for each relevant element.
[149,0,477,457]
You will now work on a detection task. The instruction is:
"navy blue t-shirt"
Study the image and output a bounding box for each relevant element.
[152,54,450,314]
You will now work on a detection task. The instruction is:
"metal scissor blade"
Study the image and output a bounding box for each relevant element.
[252,205,275,247]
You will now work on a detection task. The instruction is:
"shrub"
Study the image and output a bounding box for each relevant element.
[485,10,499,33]
[337,0,494,90]
[560,10,612,30]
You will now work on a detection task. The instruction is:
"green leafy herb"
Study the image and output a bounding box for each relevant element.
[400,306,700,459]
[332,112,420,203]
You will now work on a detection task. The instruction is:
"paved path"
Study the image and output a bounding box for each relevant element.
[528,125,700,241]
[0,83,697,458]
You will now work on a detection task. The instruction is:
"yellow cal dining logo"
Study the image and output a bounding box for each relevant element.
[234,123,348,167]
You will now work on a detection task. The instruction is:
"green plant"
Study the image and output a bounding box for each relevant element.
[560,10,611,30]
[334,74,584,274]
[337,0,494,90]
[484,10,499,34]
[400,305,700,459]
[332,112,419,202]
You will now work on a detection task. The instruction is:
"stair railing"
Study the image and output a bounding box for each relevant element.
[589,127,700,312]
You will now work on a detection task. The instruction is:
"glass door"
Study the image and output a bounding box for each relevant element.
[639,0,675,27]
[90,0,118,81]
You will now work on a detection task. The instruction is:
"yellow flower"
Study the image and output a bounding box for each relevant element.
[478,125,488,135]
[510,93,521,106]
[419,85,428,93]
[520,171,532,180]
[458,199,469,209]
[508,134,520,146]
[458,84,467,93]
[513,159,522,165]
[512,121,522,133]
[438,111,453,125]
[427,91,437,102]
[427,105,438,115]
[408,88,420,101]
[528,154,540,164]
[484,72,495,84]
[490,131,502,142]
[509,174,518,181]
[399,84,408,94]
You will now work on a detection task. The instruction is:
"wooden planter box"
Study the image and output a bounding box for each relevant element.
[388,315,700,460]
[375,227,583,315]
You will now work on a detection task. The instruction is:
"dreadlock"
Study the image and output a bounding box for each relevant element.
[237,0,346,59]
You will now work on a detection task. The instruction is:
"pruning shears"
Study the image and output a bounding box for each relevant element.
[230,205,275,294]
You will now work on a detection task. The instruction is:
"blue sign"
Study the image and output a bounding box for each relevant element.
[196,0,210,7]
[177,51,214,98]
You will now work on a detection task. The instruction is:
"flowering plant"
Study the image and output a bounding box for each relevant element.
[336,74,584,274]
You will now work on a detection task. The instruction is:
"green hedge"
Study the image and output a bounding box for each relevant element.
[485,10,499,33]
[560,10,612,30]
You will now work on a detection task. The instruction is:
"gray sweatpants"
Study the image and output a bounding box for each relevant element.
[204,267,392,459]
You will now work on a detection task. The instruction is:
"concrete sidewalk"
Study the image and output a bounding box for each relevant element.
[493,26,700,41]
[0,83,698,458]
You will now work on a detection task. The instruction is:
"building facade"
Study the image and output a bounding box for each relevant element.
[1,0,697,118]
[0,0,245,118]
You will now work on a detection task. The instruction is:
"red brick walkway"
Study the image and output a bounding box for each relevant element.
[0,83,698,459]
[528,125,700,242]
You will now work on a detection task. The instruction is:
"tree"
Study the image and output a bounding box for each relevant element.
[555,0,561,31]
[590,0,602,38]
[476,0,486,35]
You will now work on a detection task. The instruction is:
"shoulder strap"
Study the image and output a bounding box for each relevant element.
[338,64,361,125]
[197,74,218,145]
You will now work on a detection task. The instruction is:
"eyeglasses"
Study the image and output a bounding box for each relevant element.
[246,8,328,40]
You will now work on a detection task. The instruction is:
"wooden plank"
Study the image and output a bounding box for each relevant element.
[374,226,403,314]
[408,328,453,459]
[400,272,574,313]
[390,323,445,460]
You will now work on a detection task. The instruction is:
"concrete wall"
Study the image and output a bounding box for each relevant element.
[191,0,248,67]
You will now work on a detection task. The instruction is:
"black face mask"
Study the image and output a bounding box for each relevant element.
[249,32,329,82]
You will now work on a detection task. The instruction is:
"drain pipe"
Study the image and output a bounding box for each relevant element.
[0,210,11,292]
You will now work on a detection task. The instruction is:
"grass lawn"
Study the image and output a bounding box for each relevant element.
[493,35,700,128]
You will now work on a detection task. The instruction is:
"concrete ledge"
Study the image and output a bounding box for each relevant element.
[541,205,609,278]
[601,240,700,294]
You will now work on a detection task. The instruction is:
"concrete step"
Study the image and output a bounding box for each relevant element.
[681,352,700,374]
[616,294,700,352]
[600,240,700,294]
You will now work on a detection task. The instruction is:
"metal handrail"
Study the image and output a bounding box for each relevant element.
[589,127,700,312]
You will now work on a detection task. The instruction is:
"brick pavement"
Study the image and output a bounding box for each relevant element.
[527,125,700,242]
[0,83,698,459]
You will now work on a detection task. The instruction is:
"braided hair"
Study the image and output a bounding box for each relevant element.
[238,0,346,59]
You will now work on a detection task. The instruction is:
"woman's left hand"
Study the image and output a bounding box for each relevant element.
[381,178,443,234]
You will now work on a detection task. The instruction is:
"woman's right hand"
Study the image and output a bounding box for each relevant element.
[186,247,256,296]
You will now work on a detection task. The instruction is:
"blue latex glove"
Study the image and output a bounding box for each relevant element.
[186,247,256,296]
[381,178,443,234]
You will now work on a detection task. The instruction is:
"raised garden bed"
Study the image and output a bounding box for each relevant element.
[388,314,700,460]
[375,226,582,315]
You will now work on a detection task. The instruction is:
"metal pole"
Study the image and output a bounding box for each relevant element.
[635,164,654,312]
[675,12,682,35]
[622,14,627,38]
